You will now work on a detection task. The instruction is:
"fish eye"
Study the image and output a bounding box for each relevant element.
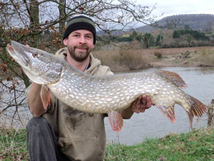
[32,53,38,57]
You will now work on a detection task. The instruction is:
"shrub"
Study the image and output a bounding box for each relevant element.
[154,52,162,58]
[93,41,149,71]
[118,49,147,70]
[197,48,214,65]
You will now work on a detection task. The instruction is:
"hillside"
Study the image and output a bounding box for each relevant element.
[135,14,214,33]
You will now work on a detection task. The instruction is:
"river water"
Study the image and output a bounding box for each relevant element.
[104,67,214,145]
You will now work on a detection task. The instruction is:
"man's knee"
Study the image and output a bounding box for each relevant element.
[26,117,58,161]
[26,117,52,133]
[26,116,56,143]
[27,117,47,126]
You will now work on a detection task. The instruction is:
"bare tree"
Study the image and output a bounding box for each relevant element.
[1,0,157,46]
[0,0,157,126]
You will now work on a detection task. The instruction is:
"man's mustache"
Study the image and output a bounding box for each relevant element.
[74,45,88,49]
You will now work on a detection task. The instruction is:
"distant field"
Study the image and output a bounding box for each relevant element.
[93,46,214,72]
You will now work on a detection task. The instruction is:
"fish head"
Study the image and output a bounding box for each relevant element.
[6,41,62,84]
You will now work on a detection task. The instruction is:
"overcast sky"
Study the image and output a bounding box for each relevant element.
[138,0,214,19]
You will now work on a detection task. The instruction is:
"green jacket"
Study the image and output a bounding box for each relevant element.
[44,47,113,161]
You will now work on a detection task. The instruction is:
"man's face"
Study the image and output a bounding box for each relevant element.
[63,29,94,62]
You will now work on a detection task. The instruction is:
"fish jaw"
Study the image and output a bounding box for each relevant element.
[6,41,63,85]
[6,44,29,68]
[6,44,40,83]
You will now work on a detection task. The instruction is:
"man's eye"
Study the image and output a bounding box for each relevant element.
[86,36,92,39]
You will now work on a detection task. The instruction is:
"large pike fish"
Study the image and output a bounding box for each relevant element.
[6,41,207,132]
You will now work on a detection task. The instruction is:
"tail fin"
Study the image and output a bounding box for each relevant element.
[186,95,207,129]
[156,95,206,130]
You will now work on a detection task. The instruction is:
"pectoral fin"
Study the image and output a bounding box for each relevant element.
[108,111,123,133]
[156,105,176,123]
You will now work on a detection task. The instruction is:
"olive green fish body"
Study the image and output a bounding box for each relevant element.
[6,41,207,129]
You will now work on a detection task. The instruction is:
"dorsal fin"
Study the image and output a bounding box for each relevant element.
[155,71,187,88]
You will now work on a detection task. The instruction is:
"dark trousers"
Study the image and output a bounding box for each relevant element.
[26,117,70,161]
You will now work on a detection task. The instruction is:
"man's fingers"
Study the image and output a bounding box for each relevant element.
[146,96,152,108]
[137,96,141,104]
[141,95,148,108]
[140,108,145,112]
[131,100,140,113]
[131,95,152,113]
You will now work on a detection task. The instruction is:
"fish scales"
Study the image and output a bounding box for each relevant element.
[50,68,160,113]
[61,72,169,112]
[6,41,207,129]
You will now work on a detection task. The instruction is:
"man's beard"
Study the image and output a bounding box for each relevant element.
[67,45,90,62]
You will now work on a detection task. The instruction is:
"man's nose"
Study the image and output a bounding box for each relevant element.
[79,36,86,44]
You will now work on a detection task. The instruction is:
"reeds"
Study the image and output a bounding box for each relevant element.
[93,41,150,72]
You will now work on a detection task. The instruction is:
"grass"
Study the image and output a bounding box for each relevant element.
[104,126,214,161]
[1,126,214,161]
[0,128,28,160]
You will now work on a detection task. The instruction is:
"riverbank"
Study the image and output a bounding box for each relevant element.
[141,46,214,68]
[104,125,214,161]
[93,46,214,72]
[1,125,213,160]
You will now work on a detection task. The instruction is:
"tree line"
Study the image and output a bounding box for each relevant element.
[100,28,213,48]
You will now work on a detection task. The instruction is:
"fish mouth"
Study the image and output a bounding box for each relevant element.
[7,41,51,77]
[7,41,30,67]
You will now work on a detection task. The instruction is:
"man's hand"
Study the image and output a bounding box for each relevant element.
[131,95,152,113]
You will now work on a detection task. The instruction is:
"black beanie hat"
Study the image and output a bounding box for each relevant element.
[63,15,96,44]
